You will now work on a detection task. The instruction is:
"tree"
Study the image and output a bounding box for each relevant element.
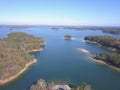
[30,79,47,90]
[95,52,110,61]
[74,82,93,90]
[112,54,120,67]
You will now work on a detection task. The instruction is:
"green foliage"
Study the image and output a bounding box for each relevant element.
[112,54,120,66]
[5,32,45,50]
[96,52,110,61]
[0,32,45,80]
[73,82,93,90]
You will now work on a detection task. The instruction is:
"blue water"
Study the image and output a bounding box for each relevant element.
[0,26,120,90]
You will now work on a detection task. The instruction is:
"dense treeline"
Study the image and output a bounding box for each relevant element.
[0,32,45,80]
[95,52,120,68]
[84,35,120,51]
[30,79,93,90]
[5,32,45,51]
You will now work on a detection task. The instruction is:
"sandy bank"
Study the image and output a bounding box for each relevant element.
[77,48,89,53]
[0,59,37,85]
[64,38,74,40]
[71,37,76,40]
[88,56,105,64]
[28,48,43,52]
[84,40,97,44]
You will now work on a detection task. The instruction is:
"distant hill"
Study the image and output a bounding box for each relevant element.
[64,26,120,34]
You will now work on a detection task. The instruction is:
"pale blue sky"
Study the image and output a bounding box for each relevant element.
[0,0,120,26]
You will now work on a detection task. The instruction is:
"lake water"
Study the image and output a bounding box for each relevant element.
[0,26,120,90]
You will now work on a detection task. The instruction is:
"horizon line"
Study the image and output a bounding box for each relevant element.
[0,24,120,27]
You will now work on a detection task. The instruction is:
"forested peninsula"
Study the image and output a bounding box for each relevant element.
[84,35,120,52]
[89,52,120,70]
[0,32,45,85]
[84,35,120,70]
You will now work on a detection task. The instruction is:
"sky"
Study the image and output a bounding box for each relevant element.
[0,0,120,26]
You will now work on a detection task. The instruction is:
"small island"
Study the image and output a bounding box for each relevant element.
[0,32,45,85]
[51,26,59,30]
[64,35,73,40]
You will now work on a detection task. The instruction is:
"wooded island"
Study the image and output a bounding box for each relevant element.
[64,35,73,40]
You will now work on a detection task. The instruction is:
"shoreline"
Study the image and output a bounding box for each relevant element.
[0,59,37,85]
[77,48,89,53]
[28,42,46,52]
[28,48,43,52]
[84,40,119,52]
[64,38,73,40]
[40,42,46,46]
[88,56,120,72]
[88,56,106,64]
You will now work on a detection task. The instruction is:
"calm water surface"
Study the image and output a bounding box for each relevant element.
[0,27,120,90]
